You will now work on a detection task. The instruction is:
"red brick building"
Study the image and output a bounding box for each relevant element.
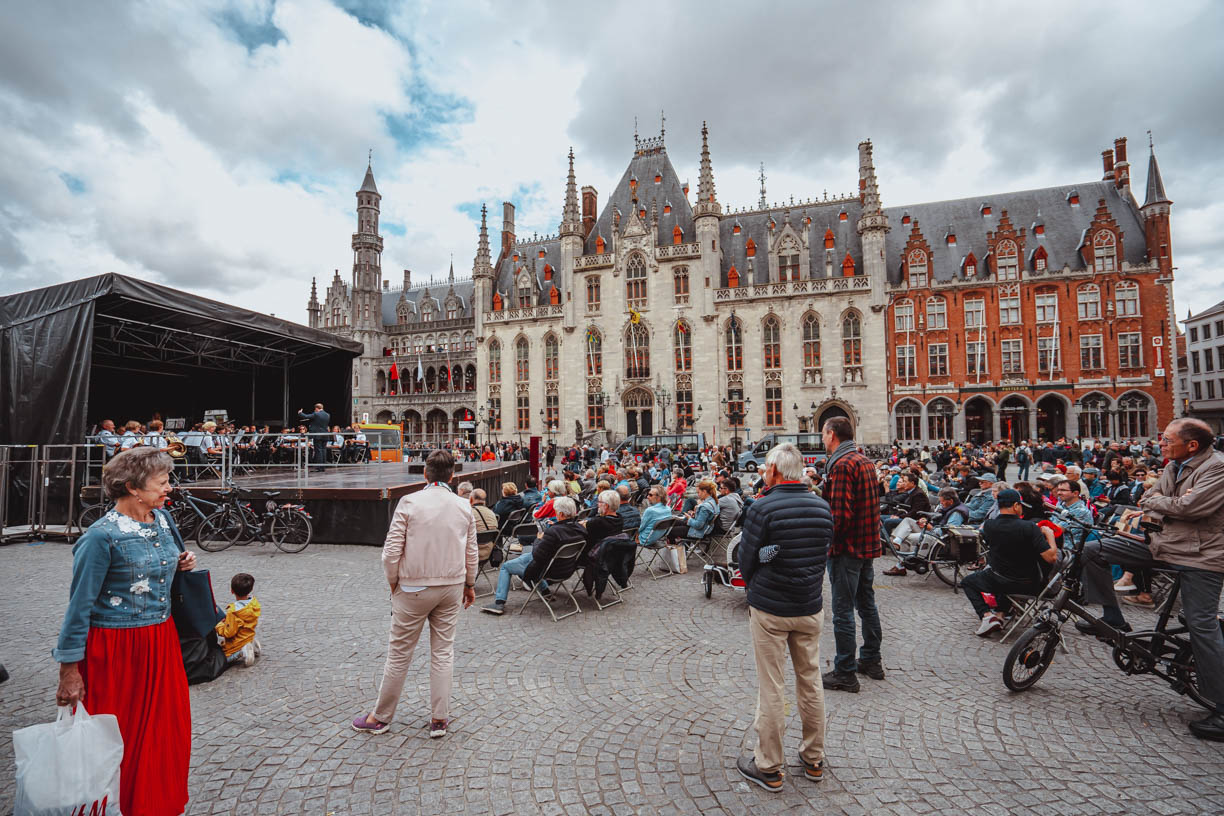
[884,137,1177,445]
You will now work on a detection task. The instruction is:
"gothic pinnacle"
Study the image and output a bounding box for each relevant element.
[561,146,582,237]
[694,121,721,218]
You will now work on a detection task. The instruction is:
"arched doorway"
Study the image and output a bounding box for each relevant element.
[964,397,993,444]
[817,404,852,437]
[623,388,654,436]
[403,410,422,441]
[999,396,1030,443]
[1036,395,1066,441]
[425,409,448,444]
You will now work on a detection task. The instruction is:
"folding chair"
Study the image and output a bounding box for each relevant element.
[518,537,588,621]
[588,533,638,609]
[637,517,685,578]
[473,528,502,599]
[1000,568,1065,649]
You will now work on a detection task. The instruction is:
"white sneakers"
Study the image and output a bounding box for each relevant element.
[239,640,261,667]
[1114,579,1137,592]
[976,612,1005,636]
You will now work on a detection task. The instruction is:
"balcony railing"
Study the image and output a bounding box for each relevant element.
[576,253,614,270]
[484,304,564,323]
[715,275,872,302]
[656,242,701,260]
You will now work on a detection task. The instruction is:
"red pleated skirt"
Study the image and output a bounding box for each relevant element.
[80,618,191,816]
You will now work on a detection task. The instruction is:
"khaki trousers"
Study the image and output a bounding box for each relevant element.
[749,606,826,774]
[372,583,463,723]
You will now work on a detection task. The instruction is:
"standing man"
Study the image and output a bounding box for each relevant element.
[735,443,832,791]
[820,417,884,693]
[351,449,477,738]
[297,403,331,466]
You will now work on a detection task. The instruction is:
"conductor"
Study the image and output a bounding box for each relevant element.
[298,403,331,465]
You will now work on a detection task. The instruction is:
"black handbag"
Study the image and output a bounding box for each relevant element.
[171,569,226,640]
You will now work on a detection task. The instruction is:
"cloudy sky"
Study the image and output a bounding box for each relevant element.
[1,0,1221,323]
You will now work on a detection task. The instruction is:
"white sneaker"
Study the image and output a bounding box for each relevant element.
[240,642,256,667]
[253,638,262,657]
[1113,580,1137,592]
[976,613,1004,636]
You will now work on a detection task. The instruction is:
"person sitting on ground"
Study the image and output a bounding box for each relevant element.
[469,488,498,532]
[615,485,640,535]
[638,486,673,546]
[961,489,1059,636]
[216,572,262,666]
[493,482,522,528]
[482,497,584,616]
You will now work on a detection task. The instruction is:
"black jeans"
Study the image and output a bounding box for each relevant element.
[961,567,1043,618]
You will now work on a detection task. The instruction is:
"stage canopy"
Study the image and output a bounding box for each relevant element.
[0,274,363,445]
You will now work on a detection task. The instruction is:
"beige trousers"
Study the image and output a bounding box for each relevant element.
[749,606,826,774]
[372,583,463,723]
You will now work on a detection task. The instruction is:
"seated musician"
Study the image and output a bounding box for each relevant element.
[961,489,1058,636]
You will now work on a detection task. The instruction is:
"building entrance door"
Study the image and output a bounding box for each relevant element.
[1037,395,1066,441]
[964,397,993,444]
[623,388,654,437]
[999,396,1030,443]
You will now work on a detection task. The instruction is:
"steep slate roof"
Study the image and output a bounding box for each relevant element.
[493,237,563,306]
[583,144,696,255]
[379,278,475,326]
[360,164,379,194]
[1143,150,1170,207]
[718,199,864,287]
[1186,299,1224,323]
[883,180,1146,285]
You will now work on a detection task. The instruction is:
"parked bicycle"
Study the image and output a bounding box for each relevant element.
[882,507,984,589]
[163,487,220,541]
[196,485,313,553]
[1002,511,1216,711]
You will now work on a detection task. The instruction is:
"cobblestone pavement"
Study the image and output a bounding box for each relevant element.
[2,539,1221,816]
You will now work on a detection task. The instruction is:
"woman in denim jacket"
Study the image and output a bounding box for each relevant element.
[54,447,196,816]
[686,480,721,539]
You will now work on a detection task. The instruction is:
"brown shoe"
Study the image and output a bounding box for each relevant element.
[883,565,907,577]
[1121,594,1154,608]
[798,755,824,782]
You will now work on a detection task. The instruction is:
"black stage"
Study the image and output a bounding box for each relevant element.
[180,460,531,544]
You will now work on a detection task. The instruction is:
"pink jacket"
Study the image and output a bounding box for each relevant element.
[383,485,478,588]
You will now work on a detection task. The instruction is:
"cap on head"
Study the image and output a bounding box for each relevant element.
[978,472,998,483]
[996,488,1023,507]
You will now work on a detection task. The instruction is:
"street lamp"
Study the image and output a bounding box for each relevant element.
[721,394,751,458]
[655,384,672,433]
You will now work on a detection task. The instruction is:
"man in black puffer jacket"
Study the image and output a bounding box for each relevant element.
[734,443,833,792]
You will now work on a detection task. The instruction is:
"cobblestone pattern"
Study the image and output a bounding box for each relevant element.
[2,540,1221,815]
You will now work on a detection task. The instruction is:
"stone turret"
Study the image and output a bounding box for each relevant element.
[307,277,321,328]
[694,122,722,317]
[855,140,889,309]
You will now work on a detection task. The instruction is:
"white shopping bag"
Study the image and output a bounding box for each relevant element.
[12,704,124,816]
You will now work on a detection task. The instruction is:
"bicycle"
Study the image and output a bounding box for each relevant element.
[1001,511,1216,710]
[164,487,220,541]
[196,486,312,553]
[77,498,114,530]
[882,506,984,589]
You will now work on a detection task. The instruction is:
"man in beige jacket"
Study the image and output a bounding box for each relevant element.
[352,449,477,738]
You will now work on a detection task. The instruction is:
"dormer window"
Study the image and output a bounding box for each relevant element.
[981,204,992,216]
[727,265,740,288]
[672,225,683,245]
[745,238,756,257]
[842,253,856,277]
[1034,224,1045,236]
[839,211,848,222]
[901,214,911,225]
[1067,191,1080,206]
[824,229,835,250]
[1033,245,1048,272]
[654,173,662,183]
[996,240,1018,280]
[946,233,956,246]
[543,264,553,282]
[538,249,545,259]
[1093,230,1117,273]
[595,235,606,254]
[907,249,928,287]
[664,202,671,214]
[733,223,741,234]
[964,252,977,277]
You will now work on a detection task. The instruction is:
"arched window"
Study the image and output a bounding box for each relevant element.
[465,364,476,391]
[762,316,781,369]
[996,239,1018,280]
[1093,230,1117,273]
[764,375,783,427]
[463,331,474,351]
[1118,393,1150,438]
[1078,393,1109,438]
[544,333,559,381]
[673,266,689,302]
[895,400,921,441]
[907,249,928,287]
[745,238,756,257]
[777,237,800,282]
[625,324,650,379]
[895,301,914,332]
[1116,280,1140,316]
[842,311,862,382]
[515,337,529,381]
[412,335,423,354]
[625,254,647,309]
[926,296,946,329]
[674,321,692,372]
[585,328,602,376]
[376,369,387,396]
[1077,284,1101,319]
[802,314,821,383]
[726,317,743,372]
[424,367,436,393]
[586,276,601,312]
[927,398,954,441]
[437,334,448,353]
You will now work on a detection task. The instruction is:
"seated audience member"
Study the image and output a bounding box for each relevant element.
[584,490,625,554]
[965,473,1000,523]
[684,480,720,540]
[666,469,688,511]
[884,487,972,576]
[615,485,640,534]
[469,488,498,532]
[882,472,931,542]
[961,489,1058,636]
[216,572,262,666]
[716,478,744,533]
[456,481,474,500]
[482,497,584,616]
[493,482,523,527]
[520,476,543,510]
[638,486,673,546]
[533,480,569,526]
[564,469,582,496]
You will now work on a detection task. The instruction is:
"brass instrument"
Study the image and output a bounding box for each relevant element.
[165,434,188,458]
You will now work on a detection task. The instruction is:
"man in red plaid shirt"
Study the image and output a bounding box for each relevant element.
[820,417,884,693]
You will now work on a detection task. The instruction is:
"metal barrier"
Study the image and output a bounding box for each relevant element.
[1,444,105,544]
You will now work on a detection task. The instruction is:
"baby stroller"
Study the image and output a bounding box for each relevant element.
[702,530,747,598]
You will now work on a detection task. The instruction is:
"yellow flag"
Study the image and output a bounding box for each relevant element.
[629,308,641,325]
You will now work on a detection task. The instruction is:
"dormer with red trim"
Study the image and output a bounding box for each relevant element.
[543,264,553,282]
[672,225,683,245]
[1083,198,1123,272]
[842,252,856,277]
[727,265,740,288]
[492,291,503,311]
[980,203,992,217]
[595,234,606,254]
[900,219,932,286]
[823,228,835,250]
[963,251,978,278]
[548,286,560,305]
[745,238,756,257]
[1067,190,1080,206]
[1030,244,1048,273]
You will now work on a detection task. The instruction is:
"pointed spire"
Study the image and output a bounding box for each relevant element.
[309,277,319,303]
[1142,132,1171,209]
[856,140,889,235]
[560,147,582,237]
[359,157,379,195]
[758,163,768,209]
[448,255,455,282]
[474,203,493,278]
[694,122,721,218]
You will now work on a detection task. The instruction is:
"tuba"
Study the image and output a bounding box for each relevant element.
[165,434,188,458]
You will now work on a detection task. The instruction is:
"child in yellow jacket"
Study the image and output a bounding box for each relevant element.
[216,572,262,667]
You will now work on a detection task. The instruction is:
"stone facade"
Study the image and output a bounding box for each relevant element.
[307,164,479,444]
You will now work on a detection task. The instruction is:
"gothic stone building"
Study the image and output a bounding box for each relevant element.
[307,164,479,444]
[884,137,1178,446]
[471,126,892,448]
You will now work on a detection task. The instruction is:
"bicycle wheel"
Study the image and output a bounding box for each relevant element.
[271,509,313,553]
[169,502,200,540]
[77,501,110,530]
[928,540,960,588]
[235,503,261,543]
[1003,624,1060,691]
[196,508,243,552]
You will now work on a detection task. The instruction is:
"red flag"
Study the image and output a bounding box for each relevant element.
[389,362,399,380]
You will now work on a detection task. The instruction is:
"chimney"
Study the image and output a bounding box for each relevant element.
[581,186,598,239]
[1101,149,1115,181]
[403,269,411,289]
[502,202,516,253]
[1113,136,1130,190]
